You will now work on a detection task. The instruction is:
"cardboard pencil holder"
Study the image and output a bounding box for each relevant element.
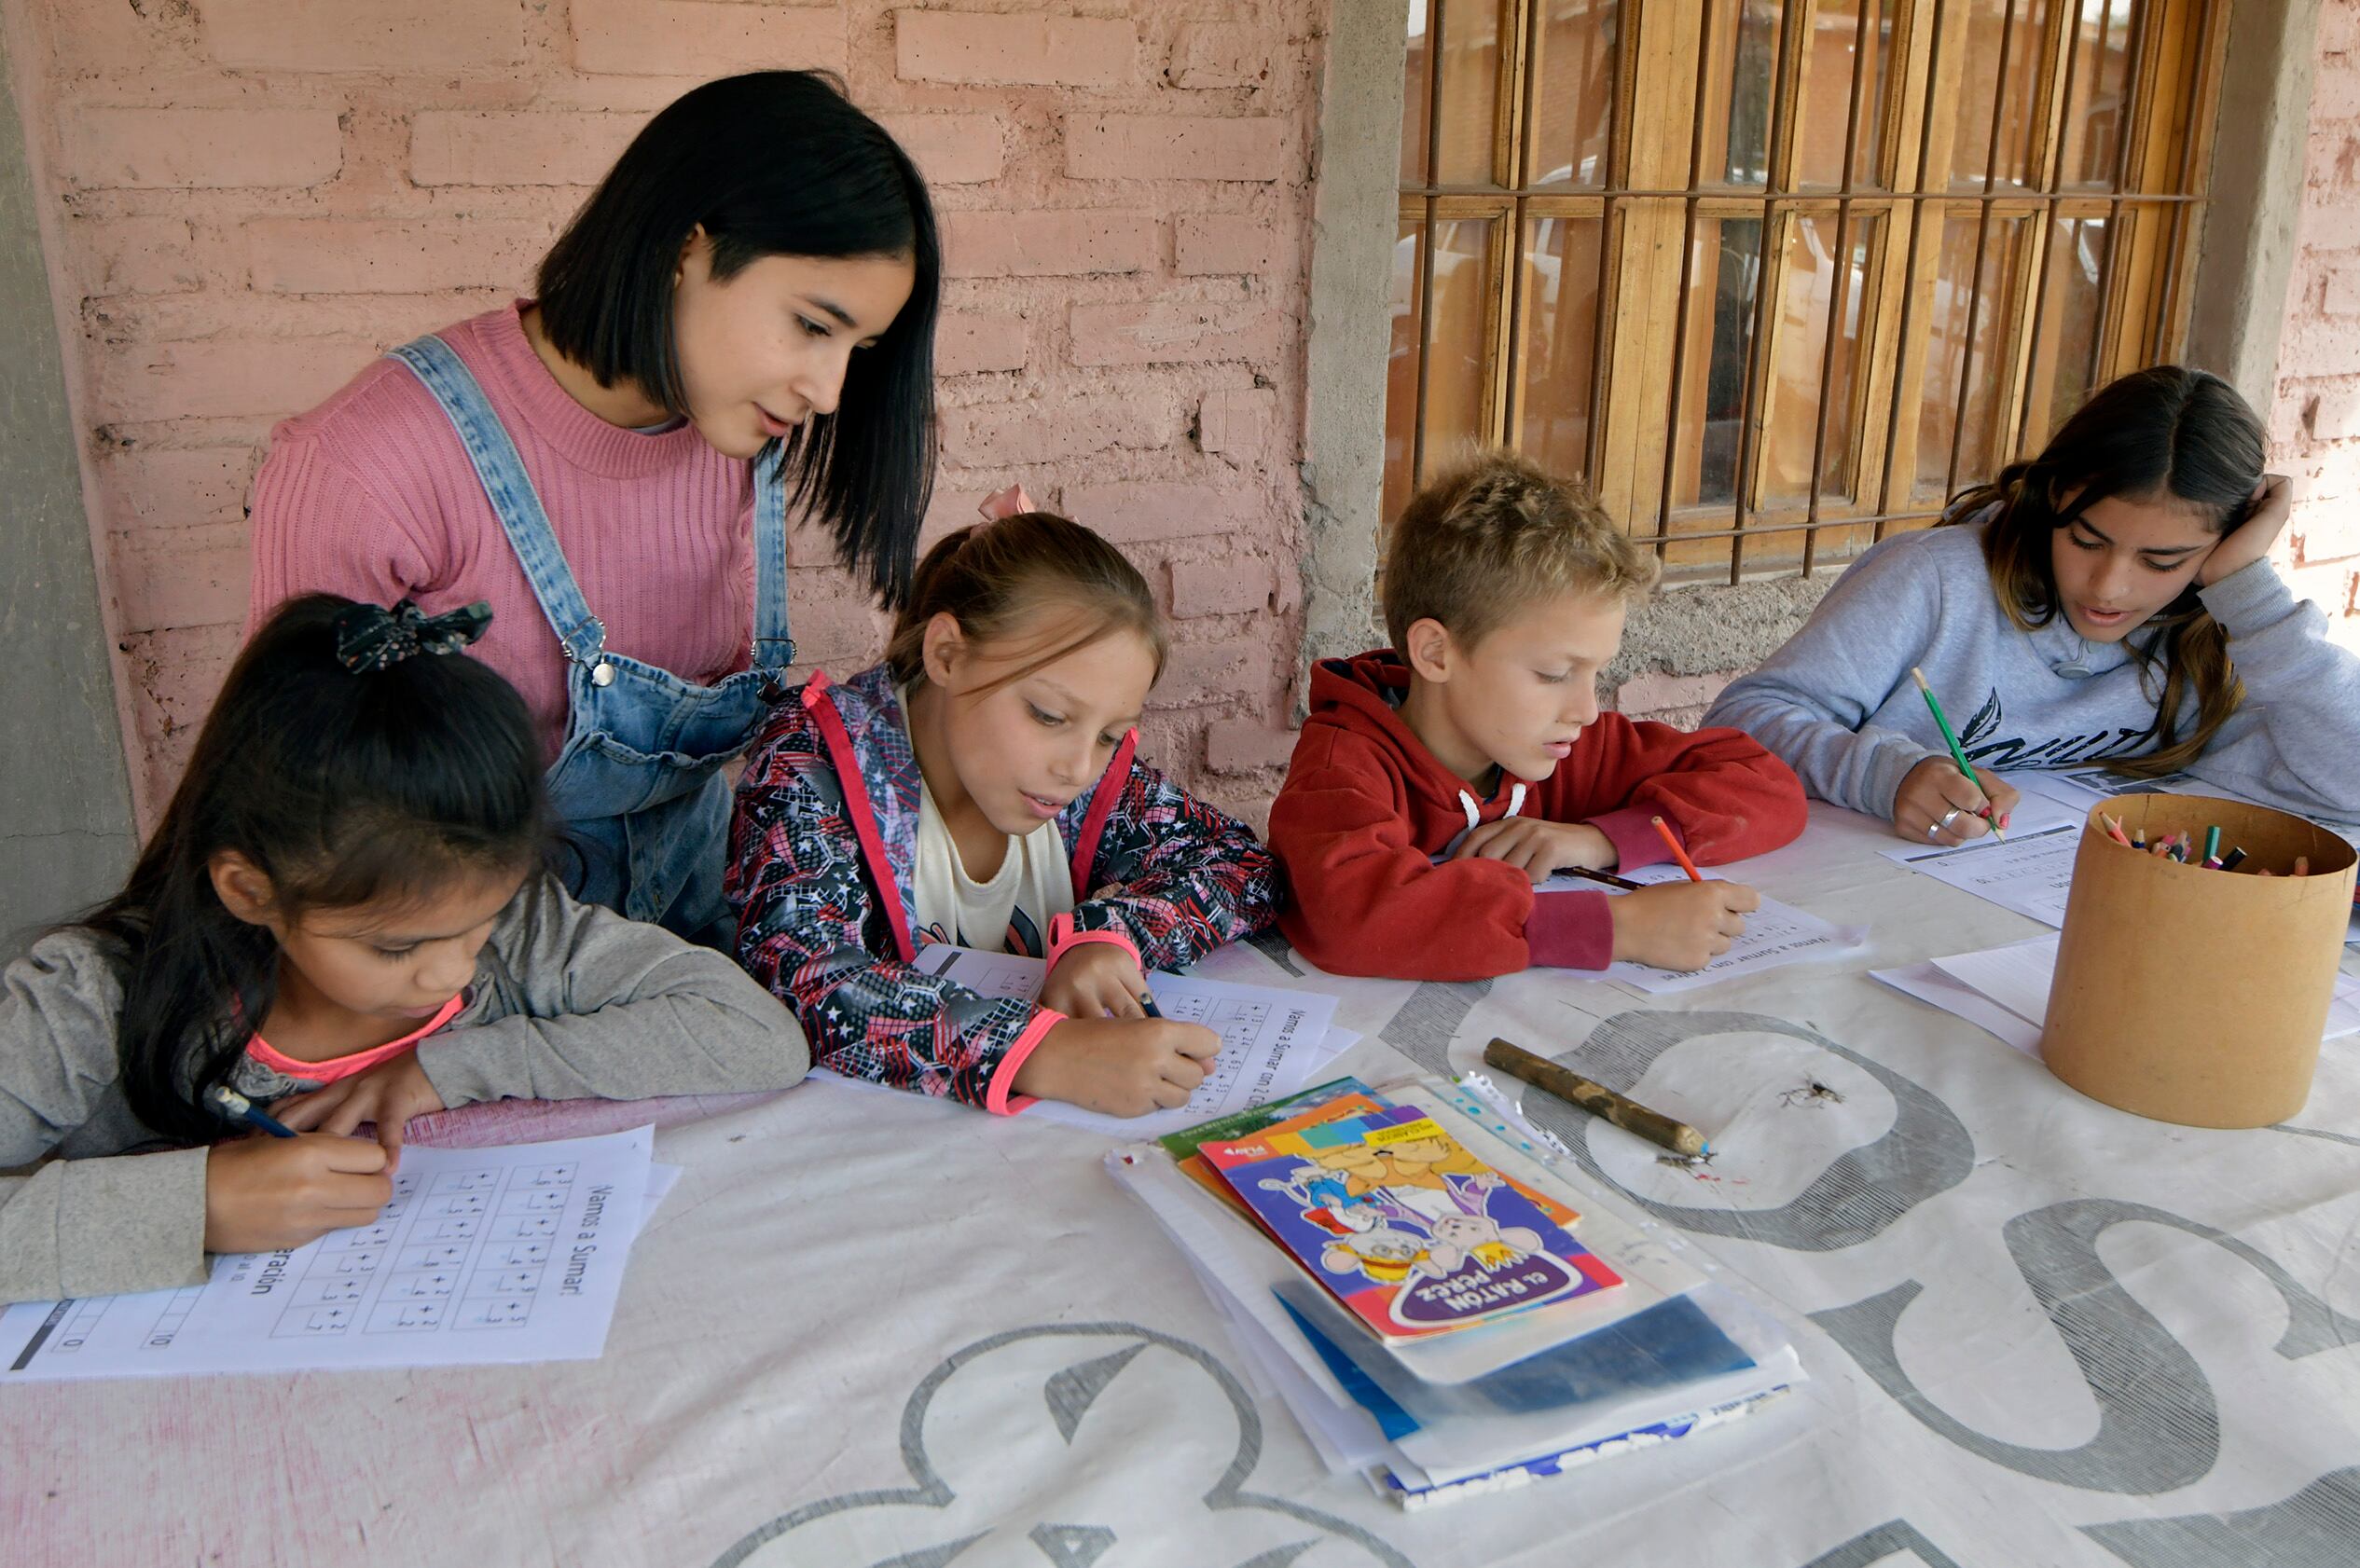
[2042,792,2357,1128]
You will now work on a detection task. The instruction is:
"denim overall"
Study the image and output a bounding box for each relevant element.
[390,336,793,942]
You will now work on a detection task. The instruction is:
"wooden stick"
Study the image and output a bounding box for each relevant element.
[1483,1038,1710,1159]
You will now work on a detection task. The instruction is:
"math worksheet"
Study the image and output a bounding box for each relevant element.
[914,945,1346,1138]
[1536,864,1866,995]
[0,1127,656,1382]
[1880,821,2082,928]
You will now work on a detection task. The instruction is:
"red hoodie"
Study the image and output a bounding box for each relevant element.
[1269,651,1807,982]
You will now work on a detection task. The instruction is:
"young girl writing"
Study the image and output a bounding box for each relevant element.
[0,595,807,1308]
[727,511,1280,1119]
[1704,366,2360,844]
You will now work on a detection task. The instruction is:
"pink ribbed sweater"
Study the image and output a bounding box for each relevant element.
[247,302,757,759]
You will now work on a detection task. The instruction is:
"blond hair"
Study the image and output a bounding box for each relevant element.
[1381,450,1657,650]
[884,510,1169,694]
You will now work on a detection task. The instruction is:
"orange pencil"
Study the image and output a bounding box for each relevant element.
[1650,815,1704,882]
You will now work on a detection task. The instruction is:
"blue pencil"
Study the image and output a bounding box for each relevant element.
[208,1084,297,1138]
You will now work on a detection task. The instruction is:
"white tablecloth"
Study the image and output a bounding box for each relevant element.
[10,805,2359,1568]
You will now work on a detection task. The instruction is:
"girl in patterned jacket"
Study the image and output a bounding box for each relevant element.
[727,506,1281,1119]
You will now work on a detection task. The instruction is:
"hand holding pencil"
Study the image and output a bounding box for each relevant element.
[1899,668,2020,846]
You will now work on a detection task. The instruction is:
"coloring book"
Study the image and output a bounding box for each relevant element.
[1198,1104,1622,1341]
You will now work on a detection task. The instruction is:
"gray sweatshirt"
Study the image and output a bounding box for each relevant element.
[0,874,807,1306]
[1702,518,2360,820]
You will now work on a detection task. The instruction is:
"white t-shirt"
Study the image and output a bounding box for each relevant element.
[903,686,1074,955]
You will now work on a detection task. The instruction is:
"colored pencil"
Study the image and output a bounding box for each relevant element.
[207,1084,296,1139]
[1908,667,2005,841]
[2203,825,2222,864]
[2221,847,2247,872]
[1558,865,1646,892]
[1650,816,1704,882]
[2100,813,2132,847]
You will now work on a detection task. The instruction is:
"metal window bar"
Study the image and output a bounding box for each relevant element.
[1801,0,1884,581]
[1653,7,1725,558]
[1410,0,1448,490]
[1942,0,2026,502]
[2015,0,2099,455]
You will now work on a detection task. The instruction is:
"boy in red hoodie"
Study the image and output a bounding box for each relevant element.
[1269,451,1808,981]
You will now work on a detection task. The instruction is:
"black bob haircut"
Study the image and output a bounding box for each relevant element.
[536,70,940,608]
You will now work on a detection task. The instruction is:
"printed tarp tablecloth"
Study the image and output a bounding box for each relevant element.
[8,805,2359,1568]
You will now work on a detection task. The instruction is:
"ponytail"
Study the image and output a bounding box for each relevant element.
[883,511,1168,694]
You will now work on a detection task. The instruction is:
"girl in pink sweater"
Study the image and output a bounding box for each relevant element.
[248,71,942,944]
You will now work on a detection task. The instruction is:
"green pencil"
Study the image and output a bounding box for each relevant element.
[1910,667,2006,842]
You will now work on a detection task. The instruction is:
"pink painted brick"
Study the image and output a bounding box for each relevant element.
[876,112,1006,186]
[1167,23,1275,89]
[1168,556,1272,617]
[2305,380,2360,444]
[112,523,248,634]
[916,488,993,553]
[1175,214,1280,276]
[785,569,891,662]
[60,107,342,190]
[204,0,524,73]
[97,337,380,424]
[247,218,549,296]
[941,210,1159,278]
[1148,638,1263,710]
[411,111,644,187]
[74,217,200,296]
[1611,670,1736,717]
[2326,264,2360,317]
[95,447,261,531]
[1205,718,1299,775]
[570,0,846,77]
[1065,116,1292,182]
[1060,482,1238,543]
[895,10,1135,88]
[942,397,1166,465]
[1069,302,1287,367]
[936,310,1028,377]
[1197,387,1277,456]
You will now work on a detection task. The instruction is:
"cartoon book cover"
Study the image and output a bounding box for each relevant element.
[1199,1104,1622,1341]
[1176,1088,1391,1217]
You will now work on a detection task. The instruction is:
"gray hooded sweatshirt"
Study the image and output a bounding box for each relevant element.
[0,875,807,1306]
[1702,517,2360,822]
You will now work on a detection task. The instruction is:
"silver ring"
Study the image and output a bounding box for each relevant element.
[1925,819,1943,840]
[1938,807,1965,832]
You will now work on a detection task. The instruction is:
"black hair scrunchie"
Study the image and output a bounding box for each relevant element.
[332,598,494,674]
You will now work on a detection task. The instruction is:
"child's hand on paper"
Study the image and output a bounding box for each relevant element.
[1016,1017,1221,1117]
[1895,758,2021,846]
[1452,818,1617,884]
[1608,880,1760,971]
[1041,941,1155,1019]
[202,1134,393,1255]
[273,1052,446,1161]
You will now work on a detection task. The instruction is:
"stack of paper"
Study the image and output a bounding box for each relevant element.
[914,944,1353,1138]
[1110,1077,1801,1506]
[1874,934,2360,1057]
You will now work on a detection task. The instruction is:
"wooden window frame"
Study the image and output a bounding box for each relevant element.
[1391,0,2230,585]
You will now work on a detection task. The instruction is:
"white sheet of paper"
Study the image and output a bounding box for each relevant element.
[1876,787,2087,864]
[1885,821,2082,928]
[1870,959,2047,1054]
[1876,935,2360,1057]
[0,1126,654,1382]
[913,945,1346,1138]
[1536,863,1864,995]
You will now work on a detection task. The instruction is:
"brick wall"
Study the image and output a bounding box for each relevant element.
[2270,0,2360,647]
[6,0,1318,830]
